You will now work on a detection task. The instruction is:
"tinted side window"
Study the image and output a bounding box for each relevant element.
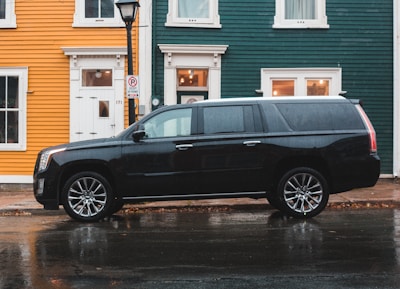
[143,108,192,138]
[275,103,364,131]
[203,106,254,134]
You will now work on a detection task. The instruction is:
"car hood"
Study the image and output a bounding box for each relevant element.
[42,137,122,153]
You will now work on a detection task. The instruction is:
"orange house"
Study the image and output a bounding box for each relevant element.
[0,0,139,184]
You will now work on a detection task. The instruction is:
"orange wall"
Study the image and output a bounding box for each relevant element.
[0,0,138,176]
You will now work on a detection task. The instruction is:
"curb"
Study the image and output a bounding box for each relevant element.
[1,199,400,217]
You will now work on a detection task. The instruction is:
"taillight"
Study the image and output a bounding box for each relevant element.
[356,105,377,153]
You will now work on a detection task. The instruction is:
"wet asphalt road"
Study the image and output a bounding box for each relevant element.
[0,209,400,289]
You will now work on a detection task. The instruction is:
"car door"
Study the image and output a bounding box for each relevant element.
[120,107,201,196]
[191,104,267,193]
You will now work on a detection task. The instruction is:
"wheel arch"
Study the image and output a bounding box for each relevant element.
[272,156,332,192]
[58,161,117,201]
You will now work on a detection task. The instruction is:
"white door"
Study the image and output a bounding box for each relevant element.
[70,57,124,141]
[73,87,116,140]
[71,66,116,141]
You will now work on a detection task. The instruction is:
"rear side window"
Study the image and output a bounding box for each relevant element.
[202,105,255,134]
[275,103,364,131]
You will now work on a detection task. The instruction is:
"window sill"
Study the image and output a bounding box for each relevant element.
[72,22,125,28]
[273,23,330,29]
[165,22,222,29]
[0,22,17,28]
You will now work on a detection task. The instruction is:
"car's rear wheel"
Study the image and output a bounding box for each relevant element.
[276,167,329,219]
[62,172,113,222]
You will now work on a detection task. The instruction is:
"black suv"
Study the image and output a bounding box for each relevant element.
[33,97,380,221]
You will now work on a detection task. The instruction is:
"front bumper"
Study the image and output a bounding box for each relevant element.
[33,162,62,210]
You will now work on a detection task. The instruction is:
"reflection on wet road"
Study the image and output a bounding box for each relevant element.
[0,209,400,288]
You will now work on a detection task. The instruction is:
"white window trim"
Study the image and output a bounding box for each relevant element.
[73,0,125,28]
[0,0,17,28]
[165,0,221,29]
[260,68,342,97]
[0,67,28,151]
[273,0,329,29]
[158,44,228,105]
[62,47,127,142]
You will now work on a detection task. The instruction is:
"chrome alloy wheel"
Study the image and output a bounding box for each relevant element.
[66,176,108,220]
[283,172,324,215]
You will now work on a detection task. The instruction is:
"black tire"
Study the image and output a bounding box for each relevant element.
[109,199,124,215]
[266,192,282,210]
[61,172,114,222]
[276,167,329,219]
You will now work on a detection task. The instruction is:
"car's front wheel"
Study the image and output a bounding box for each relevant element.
[62,172,114,222]
[276,167,329,219]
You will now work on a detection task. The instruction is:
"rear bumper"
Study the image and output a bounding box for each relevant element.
[330,154,380,193]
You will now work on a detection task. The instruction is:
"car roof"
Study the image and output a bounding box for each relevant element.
[152,96,351,113]
[200,96,345,102]
[194,96,348,105]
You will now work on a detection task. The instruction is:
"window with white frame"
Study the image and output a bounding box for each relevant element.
[73,0,124,27]
[260,68,342,97]
[0,68,27,151]
[273,0,329,29]
[166,0,221,28]
[0,0,16,28]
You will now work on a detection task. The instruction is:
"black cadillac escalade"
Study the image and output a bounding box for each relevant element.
[33,96,380,221]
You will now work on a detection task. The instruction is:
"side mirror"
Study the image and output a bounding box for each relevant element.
[133,130,146,142]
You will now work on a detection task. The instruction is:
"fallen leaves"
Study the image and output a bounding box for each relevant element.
[327,201,400,210]
[121,205,235,215]
[0,209,32,216]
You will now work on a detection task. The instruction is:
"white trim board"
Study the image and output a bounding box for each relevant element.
[0,176,33,184]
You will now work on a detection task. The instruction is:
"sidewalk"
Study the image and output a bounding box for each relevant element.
[0,179,399,213]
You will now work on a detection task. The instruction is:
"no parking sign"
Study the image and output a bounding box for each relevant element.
[126,75,140,99]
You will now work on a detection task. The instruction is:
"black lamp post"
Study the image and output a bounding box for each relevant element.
[115,0,140,125]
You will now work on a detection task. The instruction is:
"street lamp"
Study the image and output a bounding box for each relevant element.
[115,0,140,125]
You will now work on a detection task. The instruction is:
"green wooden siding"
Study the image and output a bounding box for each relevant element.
[152,0,393,173]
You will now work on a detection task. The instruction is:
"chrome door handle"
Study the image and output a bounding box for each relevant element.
[243,140,261,147]
[176,144,193,151]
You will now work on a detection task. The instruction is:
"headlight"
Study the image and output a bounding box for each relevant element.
[38,148,66,171]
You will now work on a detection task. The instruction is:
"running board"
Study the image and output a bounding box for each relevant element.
[122,191,265,201]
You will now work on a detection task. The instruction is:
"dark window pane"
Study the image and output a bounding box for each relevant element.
[99,101,109,117]
[0,77,5,108]
[7,111,18,143]
[85,0,114,18]
[276,103,364,131]
[85,0,99,18]
[7,77,18,108]
[204,106,245,134]
[101,0,114,18]
[0,112,4,143]
[0,75,20,145]
[0,1,5,19]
